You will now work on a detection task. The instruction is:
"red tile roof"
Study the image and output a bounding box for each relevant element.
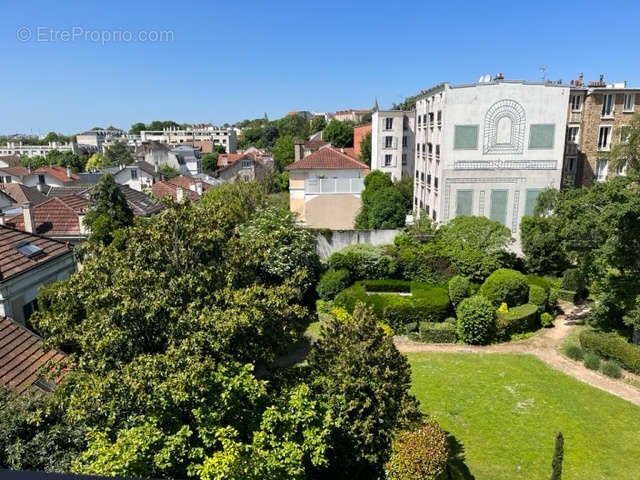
[0,166,30,177]
[33,166,80,183]
[0,316,68,393]
[0,183,48,206]
[151,181,200,202]
[303,139,330,149]
[217,152,245,167]
[6,196,87,236]
[0,225,73,281]
[0,155,21,167]
[286,147,369,170]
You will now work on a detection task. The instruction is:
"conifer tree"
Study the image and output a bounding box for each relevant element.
[550,431,564,480]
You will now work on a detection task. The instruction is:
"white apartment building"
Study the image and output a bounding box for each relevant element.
[76,129,141,153]
[413,80,569,249]
[0,141,80,157]
[371,110,415,181]
[140,124,237,153]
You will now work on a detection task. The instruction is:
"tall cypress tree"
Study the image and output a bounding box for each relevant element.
[550,431,564,480]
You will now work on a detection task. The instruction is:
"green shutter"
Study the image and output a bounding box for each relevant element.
[456,190,473,217]
[454,125,479,150]
[490,190,508,225]
[529,124,555,149]
[524,189,542,217]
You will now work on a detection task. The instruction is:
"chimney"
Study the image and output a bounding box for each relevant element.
[600,73,604,83]
[66,166,72,178]
[494,72,504,81]
[0,211,5,226]
[22,202,35,233]
[578,72,584,86]
[195,182,203,196]
[294,142,304,163]
[340,147,344,153]
[176,186,184,202]
[154,161,159,173]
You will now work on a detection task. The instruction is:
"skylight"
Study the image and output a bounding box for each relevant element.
[15,242,44,258]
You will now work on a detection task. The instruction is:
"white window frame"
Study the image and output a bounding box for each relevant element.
[567,126,579,144]
[384,136,394,149]
[616,162,627,176]
[601,94,615,118]
[402,154,407,166]
[384,118,393,130]
[623,94,635,112]
[570,94,583,112]
[597,125,612,151]
[595,158,608,182]
[383,154,394,167]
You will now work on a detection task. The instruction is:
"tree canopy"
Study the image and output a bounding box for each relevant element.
[83,173,134,246]
[323,120,354,148]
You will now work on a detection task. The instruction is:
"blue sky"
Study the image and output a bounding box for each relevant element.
[1,0,639,135]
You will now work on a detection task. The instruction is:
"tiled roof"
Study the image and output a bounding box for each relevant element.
[0,225,72,281]
[132,161,158,177]
[47,186,92,198]
[342,147,357,159]
[33,166,80,183]
[0,155,21,167]
[151,181,200,202]
[217,153,245,167]
[117,185,163,216]
[304,139,330,149]
[0,316,68,393]
[6,196,87,236]
[286,147,369,170]
[0,183,48,206]
[0,166,30,177]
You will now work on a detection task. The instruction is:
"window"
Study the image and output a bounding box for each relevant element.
[428,112,434,124]
[428,143,433,154]
[620,126,632,144]
[567,126,579,143]
[415,169,419,178]
[384,136,394,148]
[131,169,138,180]
[454,125,479,149]
[601,94,615,117]
[427,174,431,185]
[432,209,437,221]
[435,145,440,157]
[566,157,577,173]
[384,154,393,167]
[434,177,439,189]
[402,136,408,147]
[417,116,422,127]
[437,111,442,123]
[597,126,612,150]
[402,154,407,165]
[403,117,409,130]
[242,160,251,168]
[420,172,425,182]
[595,159,608,182]
[617,162,627,176]
[2,175,11,183]
[529,124,556,149]
[524,189,542,217]
[623,94,635,112]
[22,299,38,323]
[384,118,394,130]
[456,190,473,217]
[570,94,583,112]
[489,190,508,225]
[15,242,43,258]
[38,174,45,184]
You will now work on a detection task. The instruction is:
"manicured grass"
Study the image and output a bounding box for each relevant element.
[407,353,640,480]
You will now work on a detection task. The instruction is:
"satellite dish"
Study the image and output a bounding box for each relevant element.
[483,74,491,83]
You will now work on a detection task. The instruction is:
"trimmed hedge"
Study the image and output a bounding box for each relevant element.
[362,279,411,293]
[496,303,539,339]
[316,268,351,300]
[456,295,496,345]
[478,268,530,307]
[419,322,458,343]
[448,275,471,306]
[526,274,551,293]
[580,330,640,374]
[528,284,548,311]
[550,287,579,303]
[327,244,395,281]
[334,281,450,332]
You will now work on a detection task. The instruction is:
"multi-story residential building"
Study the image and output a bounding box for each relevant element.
[413,79,569,249]
[333,109,371,123]
[140,124,237,153]
[561,75,639,186]
[76,129,141,153]
[0,141,82,157]
[371,110,415,181]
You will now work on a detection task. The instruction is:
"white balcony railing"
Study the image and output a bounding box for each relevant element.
[305,177,365,194]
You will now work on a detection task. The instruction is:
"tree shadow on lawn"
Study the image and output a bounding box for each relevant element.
[447,433,475,480]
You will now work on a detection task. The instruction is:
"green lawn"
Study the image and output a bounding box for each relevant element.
[408,353,640,480]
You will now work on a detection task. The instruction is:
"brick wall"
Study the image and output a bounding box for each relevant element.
[353,124,372,159]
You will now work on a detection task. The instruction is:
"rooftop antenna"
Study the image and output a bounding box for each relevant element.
[539,65,547,82]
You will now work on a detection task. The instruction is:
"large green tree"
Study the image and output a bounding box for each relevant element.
[83,173,134,246]
[272,135,296,172]
[103,141,134,167]
[275,115,310,140]
[323,120,354,148]
[310,116,327,134]
[355,171,407,230]
[608,112,640,176]
[359,131,372,166]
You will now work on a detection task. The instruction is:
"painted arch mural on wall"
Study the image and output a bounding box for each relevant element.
[483,99,526,155]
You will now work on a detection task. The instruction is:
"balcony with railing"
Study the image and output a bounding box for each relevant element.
[305,177,365,195]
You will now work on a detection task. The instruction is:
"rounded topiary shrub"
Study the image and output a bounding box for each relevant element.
[456,295,496,345]
[584,352,601,370]
[529,285,548,312]
[386,419,449,480]
[448,275,471,307]
[601,359,622,379]
[316,268,351,301]
[540,312,553,328]
[478,268,529,307]
[562,268,585,292]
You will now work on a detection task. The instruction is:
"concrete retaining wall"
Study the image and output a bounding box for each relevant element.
[313,229,399,259]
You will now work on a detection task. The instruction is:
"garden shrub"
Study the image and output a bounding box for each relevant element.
[362,279,411,293]
[419,322,457,343]
[334,281,450,332]
[404,322,418,333]
[327,244,395,281]
[386,419,450,480]
[316,268,351,300]
[448,275,471,306]
[496,303,539,339]
[550,287,578,304]
[563,344,583,361]
[529,285,548,312]
[584,352,601,370]
[579,330,640,374]
[540,312,553,328]
[562,268,585,292]
[456,295,496,345]
[444,316,457,325]
[478,268,529,307]
[526,274,551,292]
[601,359,622,379]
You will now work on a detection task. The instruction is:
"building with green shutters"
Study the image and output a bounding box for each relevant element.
[412,78,569,251]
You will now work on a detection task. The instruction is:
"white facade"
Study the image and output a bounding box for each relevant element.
[113,165,158,192]
[371,110,415,181]
[0,141,78,157]
[140,125,237,153]
[77,130,141,153]
[413,81,569,250]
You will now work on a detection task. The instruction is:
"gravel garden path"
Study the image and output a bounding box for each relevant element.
[395,302,640,406]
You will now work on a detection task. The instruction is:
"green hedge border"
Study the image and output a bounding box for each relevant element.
[496,303,539,340]
[580,330,640,374]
